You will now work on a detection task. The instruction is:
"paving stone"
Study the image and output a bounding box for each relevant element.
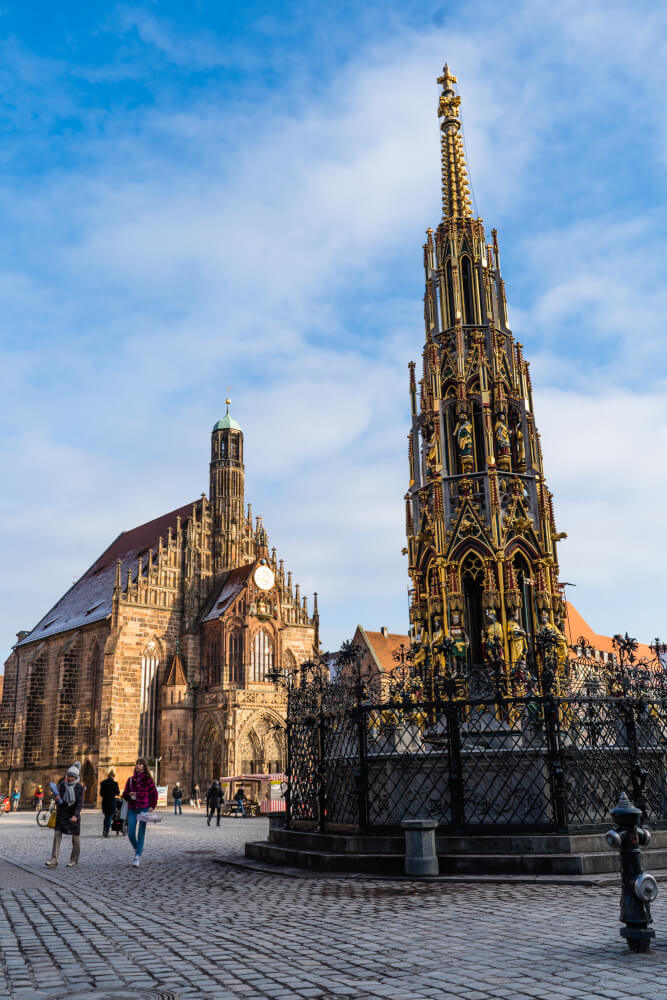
[1,812,667,999]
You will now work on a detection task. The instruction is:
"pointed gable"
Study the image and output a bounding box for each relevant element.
[202,562,256,623]
[164,651,187,687]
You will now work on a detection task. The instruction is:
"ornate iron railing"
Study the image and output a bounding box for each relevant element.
[278,634,667,834]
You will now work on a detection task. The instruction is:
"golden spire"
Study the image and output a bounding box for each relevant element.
[436,64,472,219]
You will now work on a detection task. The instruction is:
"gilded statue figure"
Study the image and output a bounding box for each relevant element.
[449,610,469,662]
[483,609,504,662]
[553,616,571,685]
[538,610,569,692]
[507,610,528,667]
[495,413,511,470]
[455,410,474,473]
[431,616,445,647]
[516,427,526,469]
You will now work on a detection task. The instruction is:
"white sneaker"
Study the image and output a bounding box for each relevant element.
[132,856,140,867]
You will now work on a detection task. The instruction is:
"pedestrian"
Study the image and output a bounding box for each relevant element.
[34,785,44,811]
[192,783,201,810]
[44,763,83,868]
[122,757,158,867]
[233,786,246,817]
[11,787,20,811]
[206,779,223,826]
[99,767,120,837]
[172,782,183,816]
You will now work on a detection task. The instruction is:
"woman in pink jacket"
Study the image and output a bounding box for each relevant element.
[122,758,158,867]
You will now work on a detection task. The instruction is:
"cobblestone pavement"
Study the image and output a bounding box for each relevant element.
[1,810,666,1000]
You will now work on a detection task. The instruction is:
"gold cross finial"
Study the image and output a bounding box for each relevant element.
[437,63,458,90]
[225,385,231,412]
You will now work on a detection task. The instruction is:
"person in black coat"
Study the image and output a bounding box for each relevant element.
[172,782,184,816]
[99,767,120,837]
[206,779,224,826]
[45,763,83,867]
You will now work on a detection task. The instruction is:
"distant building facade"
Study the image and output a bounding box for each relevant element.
[0,403,318,801]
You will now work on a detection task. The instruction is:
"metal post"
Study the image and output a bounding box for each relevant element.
[284,719,292,829]
[544,693,567,830]
[446,696,465,828]
[356,704,369,830]
[623,697,647,823]
[317,708,326,833]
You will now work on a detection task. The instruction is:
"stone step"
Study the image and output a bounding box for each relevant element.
[246,840,405,874]
[269,829,405,853]
[270,827,667,856]
[247,839,667,877]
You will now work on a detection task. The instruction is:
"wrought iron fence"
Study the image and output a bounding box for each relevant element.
[285,691,667,832]
[273,632,667,833]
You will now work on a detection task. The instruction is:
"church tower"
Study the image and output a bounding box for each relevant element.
[406,67,566,680]
[210,398,245,573]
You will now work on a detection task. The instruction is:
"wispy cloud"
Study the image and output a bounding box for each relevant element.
[1,0,666,660]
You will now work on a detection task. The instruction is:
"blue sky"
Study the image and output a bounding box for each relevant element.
[1,0,666,662]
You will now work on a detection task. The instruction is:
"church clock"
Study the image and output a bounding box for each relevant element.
[254,564,275,591]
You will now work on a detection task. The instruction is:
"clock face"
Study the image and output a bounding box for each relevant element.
[254,565,275,592]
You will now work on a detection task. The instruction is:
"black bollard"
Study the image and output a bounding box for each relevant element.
[605,791,658,953]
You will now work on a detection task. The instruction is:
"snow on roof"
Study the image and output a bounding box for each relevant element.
[202,563,256,623]
[17,501,196,647]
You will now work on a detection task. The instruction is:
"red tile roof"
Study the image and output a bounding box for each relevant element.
[355,627,410,673]
[18,501,197,647]
[563,602,653,661]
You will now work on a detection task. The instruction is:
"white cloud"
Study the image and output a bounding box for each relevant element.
[2,1,667,662]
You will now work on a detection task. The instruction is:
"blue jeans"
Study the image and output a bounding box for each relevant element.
[127,809,147,857]
[103,810,113,834]
[173,801,182,815]
[234,800,245,816]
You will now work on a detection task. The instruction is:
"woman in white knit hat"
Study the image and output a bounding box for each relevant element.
[45,762,83,868]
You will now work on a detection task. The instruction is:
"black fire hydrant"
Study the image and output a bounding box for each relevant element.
[605,791,658,952]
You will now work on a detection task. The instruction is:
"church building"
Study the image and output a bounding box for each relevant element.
[0,402,318,801]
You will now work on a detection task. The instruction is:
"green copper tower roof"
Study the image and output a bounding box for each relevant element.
[213,397,242,433]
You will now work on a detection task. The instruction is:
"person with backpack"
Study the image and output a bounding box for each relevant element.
[233,786,246,817]
[34,785,44,811]
[122,758,158,867]
[99,768,120,837]
[172,782,184,815]
[44,763,83,868]
[206,780,224,826]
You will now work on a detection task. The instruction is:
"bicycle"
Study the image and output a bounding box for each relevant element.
[36,798,56,828]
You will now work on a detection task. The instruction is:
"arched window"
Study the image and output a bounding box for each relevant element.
[513,554,535,645]
[89,643,101,747]
[24,654,48,768]
[250,630,274,682]
[445,259,456,327]
[460,255,475,324]
[283,649,298,684]
[229,630,244,685]
[462,554,485,665]
[58,641,81,761]
[139,643,160,759]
